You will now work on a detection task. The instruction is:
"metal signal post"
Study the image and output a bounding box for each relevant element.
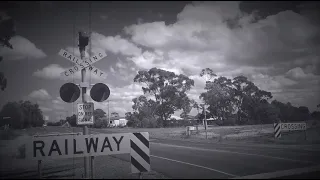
[79,31,90,179]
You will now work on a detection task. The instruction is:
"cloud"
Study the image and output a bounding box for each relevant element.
[285,67,319,80]
[120,1,320,112]
[100,15,108,20]
[33,64,66,80]
[28,89,52,101]
[90,32,142,57]
[137,18,144,24]
[0,36,46,60]
[124,1,320,73]
[39,106,53,112]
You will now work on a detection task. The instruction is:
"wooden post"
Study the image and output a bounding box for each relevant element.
[91,156,95,179]
[38,160,42,179]
[304,129,307,141]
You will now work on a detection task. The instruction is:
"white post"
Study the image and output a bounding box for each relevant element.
[204,105,207,139]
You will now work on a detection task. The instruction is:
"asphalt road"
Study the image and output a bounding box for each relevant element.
[2,127,320,179]
[90,128,320,179]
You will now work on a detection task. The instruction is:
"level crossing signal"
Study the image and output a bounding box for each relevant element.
[59,83,80,103]
[59,82,110,103]
[90,83,110,102]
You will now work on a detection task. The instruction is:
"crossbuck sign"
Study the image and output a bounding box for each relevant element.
[59,49,107,79]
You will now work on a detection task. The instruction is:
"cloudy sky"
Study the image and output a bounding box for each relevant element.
[0,1,320,122]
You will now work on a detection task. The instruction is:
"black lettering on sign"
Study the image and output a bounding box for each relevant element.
[73,139,83,154]
[88,66,93,71]
[101,137,113,152]
[72,57,76,63]
[80,63,85,69]
[67,55,72,60]
[74,65,78,71]
[85,61,90,67]
[94,69,98,75]
[65,139,68,155]
[100,72,104,77]
[113,136,124,151]
[48,140,62,156]
[92,55,98,61]
[33,141,45,157]
[63,51,68,57]
[88,57,93,63]
[85,112,90,116]
[64,72,69,76]
[99,53,103,57]
[85,137,98,153]
[76,59,80,65]
[69,69,74,74]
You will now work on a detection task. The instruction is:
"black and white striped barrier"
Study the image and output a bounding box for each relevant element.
[274,123,281,138]
[130,132,150,173]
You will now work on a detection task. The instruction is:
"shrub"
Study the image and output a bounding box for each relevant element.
[0,129,18,140]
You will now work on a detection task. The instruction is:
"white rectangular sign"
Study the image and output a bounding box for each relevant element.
[61,65,107,79]
[77,102,94,125]
[58,49,107,67]
[86,65,107,79]
[26,133,130,160]
[280,123,307,131]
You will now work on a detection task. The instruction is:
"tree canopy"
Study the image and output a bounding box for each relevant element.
[133,67,194,127]
[0,101,44,129]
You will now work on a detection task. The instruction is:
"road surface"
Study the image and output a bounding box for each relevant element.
[1,127,320,179]
[90,128,320,179]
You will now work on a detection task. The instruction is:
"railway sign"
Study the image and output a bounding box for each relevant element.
[26,133,130,160]
[90,83,110,102]
[77,102,94,125]
[25,132,151,173]
[59,82,80,103]
[58,49,107,79]
[281,122,306,131]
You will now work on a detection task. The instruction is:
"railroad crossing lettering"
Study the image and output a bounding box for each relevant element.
[26,133,130,160]
[280,122,306,131]
[58,49,107,79]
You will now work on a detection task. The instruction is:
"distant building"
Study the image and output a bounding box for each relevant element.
[108,116,128,127]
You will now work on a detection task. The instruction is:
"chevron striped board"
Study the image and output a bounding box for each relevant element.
[274,123,281,138]
[130,132,150,173]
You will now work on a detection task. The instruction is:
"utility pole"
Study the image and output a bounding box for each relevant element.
[203,104,208,139]
[79,31,90,179]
